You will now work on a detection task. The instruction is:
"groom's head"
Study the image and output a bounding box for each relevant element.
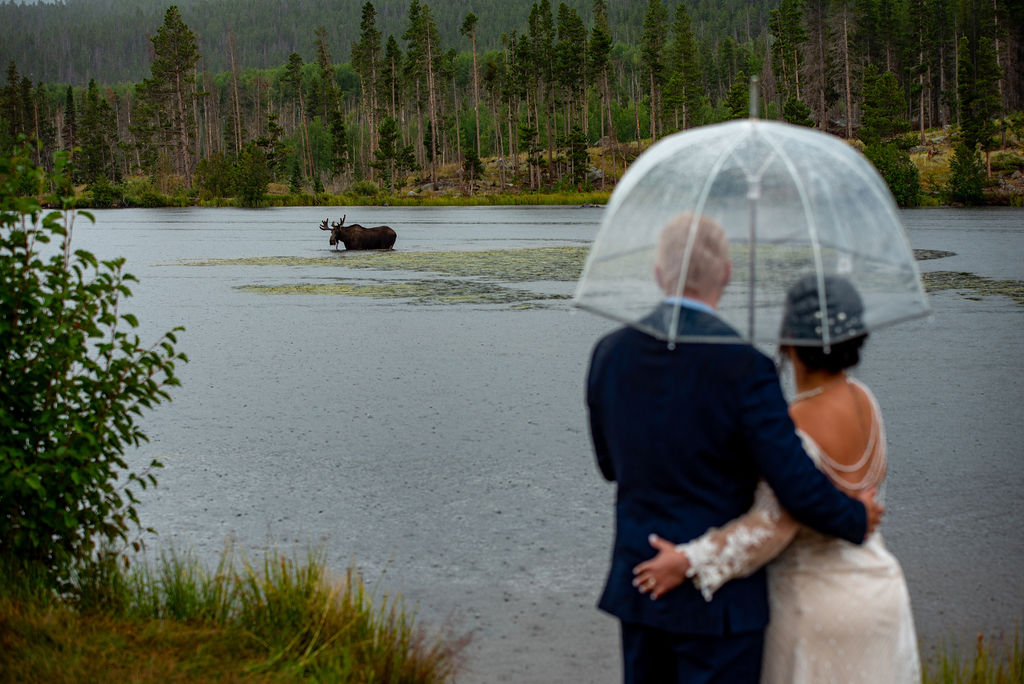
[655,213,731,308]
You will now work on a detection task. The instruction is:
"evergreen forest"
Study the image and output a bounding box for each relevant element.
[0,0,1021,206]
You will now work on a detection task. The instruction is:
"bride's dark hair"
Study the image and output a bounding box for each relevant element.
[790,335,867,373]
[780,274,868,373]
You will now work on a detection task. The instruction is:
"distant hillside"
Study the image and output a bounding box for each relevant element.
[0,0,776,85]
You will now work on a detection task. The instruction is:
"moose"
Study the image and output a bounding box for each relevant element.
[319,215,397,251]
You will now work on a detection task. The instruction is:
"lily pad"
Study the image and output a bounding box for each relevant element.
[236,278,571,306]
[922,271,1024,306]
[184,246,590,283]
[913,249,956,261]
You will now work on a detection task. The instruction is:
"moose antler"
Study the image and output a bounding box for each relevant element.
[319,219,331,230]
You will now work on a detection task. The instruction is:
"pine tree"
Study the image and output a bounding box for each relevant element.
[1,62,24,147]
[860,65,919,206]
[147,5,200,186]
[403,0,443,189]
[641,0,669,140]
[79,78,116,184]
[527,0,556,177]
[769,0,807,103]
[235,141,270,206]
[831,0,857,138]
[382,35,403,120]
[783,96,815,125]
[957,32,1003,174]
[664,3,702,131]
[481,52,504,173]
[802,0,831,130]
[328,109,349,184]
[859,65,909,144]
[461,13,482,157]
[30,83,56,168]
[373,114,401,190]
[352,2,382,179]
[313,26,339,121]
[255,112,288,181]
[226,28,244,155]
[725,71,750,119]
[587,0,614,186]
[947,141,985,203]
[555,2,587,140]
[905,0,928,141]
[864,141,921,206]
[462,145,484,192]
[61,85,77,155]
[566,123,588,188]
[282,52,313,183]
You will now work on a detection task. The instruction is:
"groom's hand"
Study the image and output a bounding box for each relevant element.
[856,487,884,538]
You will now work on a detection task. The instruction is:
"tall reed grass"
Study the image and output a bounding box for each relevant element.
[4,550,1021,682]
[1,547,464,682]
[923,631,1024,684]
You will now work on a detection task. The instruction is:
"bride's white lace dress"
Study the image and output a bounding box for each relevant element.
[679,379,920,683]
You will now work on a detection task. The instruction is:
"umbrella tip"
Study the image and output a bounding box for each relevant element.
[749,75,760,120]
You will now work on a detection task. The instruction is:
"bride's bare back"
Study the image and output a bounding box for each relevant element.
[789,369,887,494]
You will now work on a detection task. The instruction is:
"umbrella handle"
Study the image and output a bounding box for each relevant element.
[749,76,760,119]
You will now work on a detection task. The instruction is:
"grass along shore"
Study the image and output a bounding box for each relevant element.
[0,548,465,683]
[0,545,1019,682]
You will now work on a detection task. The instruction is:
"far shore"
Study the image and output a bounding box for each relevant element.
[60,126,1024,211]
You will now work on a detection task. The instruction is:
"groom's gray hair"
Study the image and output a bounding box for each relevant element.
[655,213,730,300]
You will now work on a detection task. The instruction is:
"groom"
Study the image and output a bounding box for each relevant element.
[586,214,882,683]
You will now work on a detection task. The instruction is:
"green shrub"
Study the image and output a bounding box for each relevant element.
[350,179,381,197]
[947,143,986,205]
[85,176,124,209]
[782,96,814,128]
[136,191,165,207]
[235,143,271,207]
[0,145,187,583]
[195,152,235,199]
[990,152,1024,174]
[864,142,921,207]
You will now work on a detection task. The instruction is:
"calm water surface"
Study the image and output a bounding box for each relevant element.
[72,205,1023,682]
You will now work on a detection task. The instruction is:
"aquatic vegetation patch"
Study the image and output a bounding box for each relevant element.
[237,278,571,306]
[922,271,1024,306]
[914,249,956,260]
[184,246,590,283]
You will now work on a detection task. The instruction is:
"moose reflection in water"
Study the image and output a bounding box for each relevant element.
[319,215,397,251]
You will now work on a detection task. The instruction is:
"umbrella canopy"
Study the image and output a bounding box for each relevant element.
[574,119,931,347]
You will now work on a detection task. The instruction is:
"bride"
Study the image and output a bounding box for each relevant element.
[632,275,921,683]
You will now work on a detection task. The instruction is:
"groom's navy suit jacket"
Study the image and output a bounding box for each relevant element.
[587,306,867,636]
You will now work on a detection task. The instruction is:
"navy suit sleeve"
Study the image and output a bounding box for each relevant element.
[738,354,867,544]
[586,339,615,482]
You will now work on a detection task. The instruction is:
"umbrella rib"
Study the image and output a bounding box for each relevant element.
[574,119,931,346]
[667,127,750,346]
[761,130,831,350]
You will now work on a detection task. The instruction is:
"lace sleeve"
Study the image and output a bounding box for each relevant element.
[677,481,799,601]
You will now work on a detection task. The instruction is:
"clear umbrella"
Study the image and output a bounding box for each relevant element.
[573,118,931,348]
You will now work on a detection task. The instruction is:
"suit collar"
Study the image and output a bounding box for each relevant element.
[645,302,741,340]
[663,296,716,316]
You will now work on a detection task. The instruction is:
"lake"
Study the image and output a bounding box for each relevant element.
[70,205,1023,682]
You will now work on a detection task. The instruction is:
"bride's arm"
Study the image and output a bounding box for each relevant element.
[633,481,799,601]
